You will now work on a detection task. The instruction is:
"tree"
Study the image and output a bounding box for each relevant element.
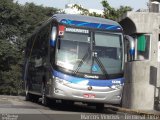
[150,0,160,2]
[72,4,103,17]
[72,1,132,20]
[22,3,59,37]
[101,0,132,20]
[0,0,59,95]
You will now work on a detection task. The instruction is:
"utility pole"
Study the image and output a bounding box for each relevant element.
[150,0,160,2]
[148,0,160,12]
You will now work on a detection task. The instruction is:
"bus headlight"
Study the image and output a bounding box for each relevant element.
[55,77,70,85]
[111,84,123,90]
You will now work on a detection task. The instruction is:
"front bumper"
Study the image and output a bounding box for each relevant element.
[50,81,123,104]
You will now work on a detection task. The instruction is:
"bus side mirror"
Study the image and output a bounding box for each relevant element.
[124,35,135,61]
[57,36,61,50]
[50,27,57,47]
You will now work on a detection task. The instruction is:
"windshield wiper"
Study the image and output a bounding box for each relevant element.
[93,56,109,79]
[73,47,90,74]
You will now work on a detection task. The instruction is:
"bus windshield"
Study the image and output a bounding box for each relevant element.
[55,30,123,77]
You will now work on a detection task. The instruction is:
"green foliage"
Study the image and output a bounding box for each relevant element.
[73,4,89,15]
[73,4,102,17]
[22,2,59,37]
[0,65,22,95]
[0,39,19,71]
[0,0,59,95]
[101,0,132,20]
[72,1,132,20]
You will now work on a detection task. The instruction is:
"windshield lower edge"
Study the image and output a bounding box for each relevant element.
[53,65,123,80]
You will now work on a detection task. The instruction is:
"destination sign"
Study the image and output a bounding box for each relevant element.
[66,28,89,34]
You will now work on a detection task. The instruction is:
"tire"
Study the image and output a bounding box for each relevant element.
[25,81,31,101]
[41,81,48,106]
[62,100,74,106]
[25,92,31,101]
[25,81,39,102]
[96,103,104,112]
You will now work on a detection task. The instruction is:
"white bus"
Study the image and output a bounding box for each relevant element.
[24,14,126,111]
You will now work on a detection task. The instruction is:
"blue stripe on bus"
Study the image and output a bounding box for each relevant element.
[50,39,55,46]
[53,70,124,87]
[77,22,90,26]
[60,19,122,31]
[97,24,101,28]
[106,25,117,29]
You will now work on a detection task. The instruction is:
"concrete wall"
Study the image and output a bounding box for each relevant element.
[118,12,160,110]
[123,61,155,110]
[118,12,160,34]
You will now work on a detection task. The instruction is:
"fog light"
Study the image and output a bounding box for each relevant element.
[55,77,70,85]
[54,88,64,95]
[116,95,121,99]
[111,84,122,89]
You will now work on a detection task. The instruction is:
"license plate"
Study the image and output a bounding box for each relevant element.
[83,94,95,98]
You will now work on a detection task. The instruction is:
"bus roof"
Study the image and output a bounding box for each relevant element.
[52,14,122,31]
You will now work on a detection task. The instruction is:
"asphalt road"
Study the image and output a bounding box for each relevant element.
[0,95,159,120]
[0,95,117,120]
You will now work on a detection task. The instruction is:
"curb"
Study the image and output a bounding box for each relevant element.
[105,105,160,116]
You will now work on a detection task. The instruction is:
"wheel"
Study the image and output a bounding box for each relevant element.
[96,103,104,112]
[25,91,31,101]
[31,95,40,103]
[25,81,31,101]
[62,100,74,106]
[41,82,47,106]
[41,78,51,106]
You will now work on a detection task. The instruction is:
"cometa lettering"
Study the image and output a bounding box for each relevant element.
[84,75,99,79]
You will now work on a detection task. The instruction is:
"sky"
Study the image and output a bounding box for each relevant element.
[15,0,149,11]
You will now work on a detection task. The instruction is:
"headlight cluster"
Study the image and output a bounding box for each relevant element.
[111,84,123,90]
[55,77,71,85]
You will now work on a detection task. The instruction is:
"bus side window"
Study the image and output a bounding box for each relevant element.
[34,25,50,67]
[26,35,37,89]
